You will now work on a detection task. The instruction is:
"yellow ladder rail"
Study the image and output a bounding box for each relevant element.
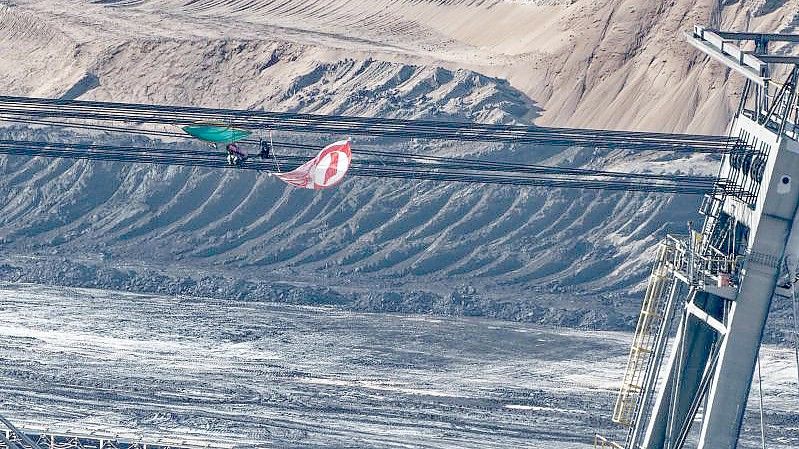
[612,241,675,427]
[594,434,625,449]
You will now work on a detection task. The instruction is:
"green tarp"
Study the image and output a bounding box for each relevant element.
[182,125,252,143]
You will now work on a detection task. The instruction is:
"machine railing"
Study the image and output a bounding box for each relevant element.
[0,425,216,449]
[664,234,738,289]
[611,234,738,441]
[0,430,210,449]
[594,434,625,449]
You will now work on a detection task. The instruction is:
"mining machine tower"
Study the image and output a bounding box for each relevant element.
[599,27,799,449]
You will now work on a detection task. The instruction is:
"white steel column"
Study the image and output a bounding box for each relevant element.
[698,126,799,448]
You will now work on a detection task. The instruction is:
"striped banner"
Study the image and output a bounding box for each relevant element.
[275,139,352,189]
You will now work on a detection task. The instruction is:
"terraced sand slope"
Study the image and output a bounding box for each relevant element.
[4,0,798,131]
[1,0,799,327]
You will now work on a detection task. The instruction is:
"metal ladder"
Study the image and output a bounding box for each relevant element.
[612,241,676,428]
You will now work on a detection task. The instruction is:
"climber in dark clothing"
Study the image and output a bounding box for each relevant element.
[259,139,272,160]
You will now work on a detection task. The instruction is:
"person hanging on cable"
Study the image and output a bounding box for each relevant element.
[226,142,247,166]
[258,138,272,160]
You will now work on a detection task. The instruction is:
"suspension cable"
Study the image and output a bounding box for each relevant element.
[0,118,725,190]
[0,95,740,152]
[0,117,718,183]
[0,140,728,194]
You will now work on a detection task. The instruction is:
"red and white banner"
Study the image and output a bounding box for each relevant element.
[274,139,352,190]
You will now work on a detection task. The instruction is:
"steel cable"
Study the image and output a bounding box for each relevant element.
[0,95,739,153]
[0,140,731,194]
[0,139,718,187]
[0,119,719,185]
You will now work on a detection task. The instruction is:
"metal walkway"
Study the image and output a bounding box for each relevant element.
[0,430,209,449]
[0,415,223,449]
